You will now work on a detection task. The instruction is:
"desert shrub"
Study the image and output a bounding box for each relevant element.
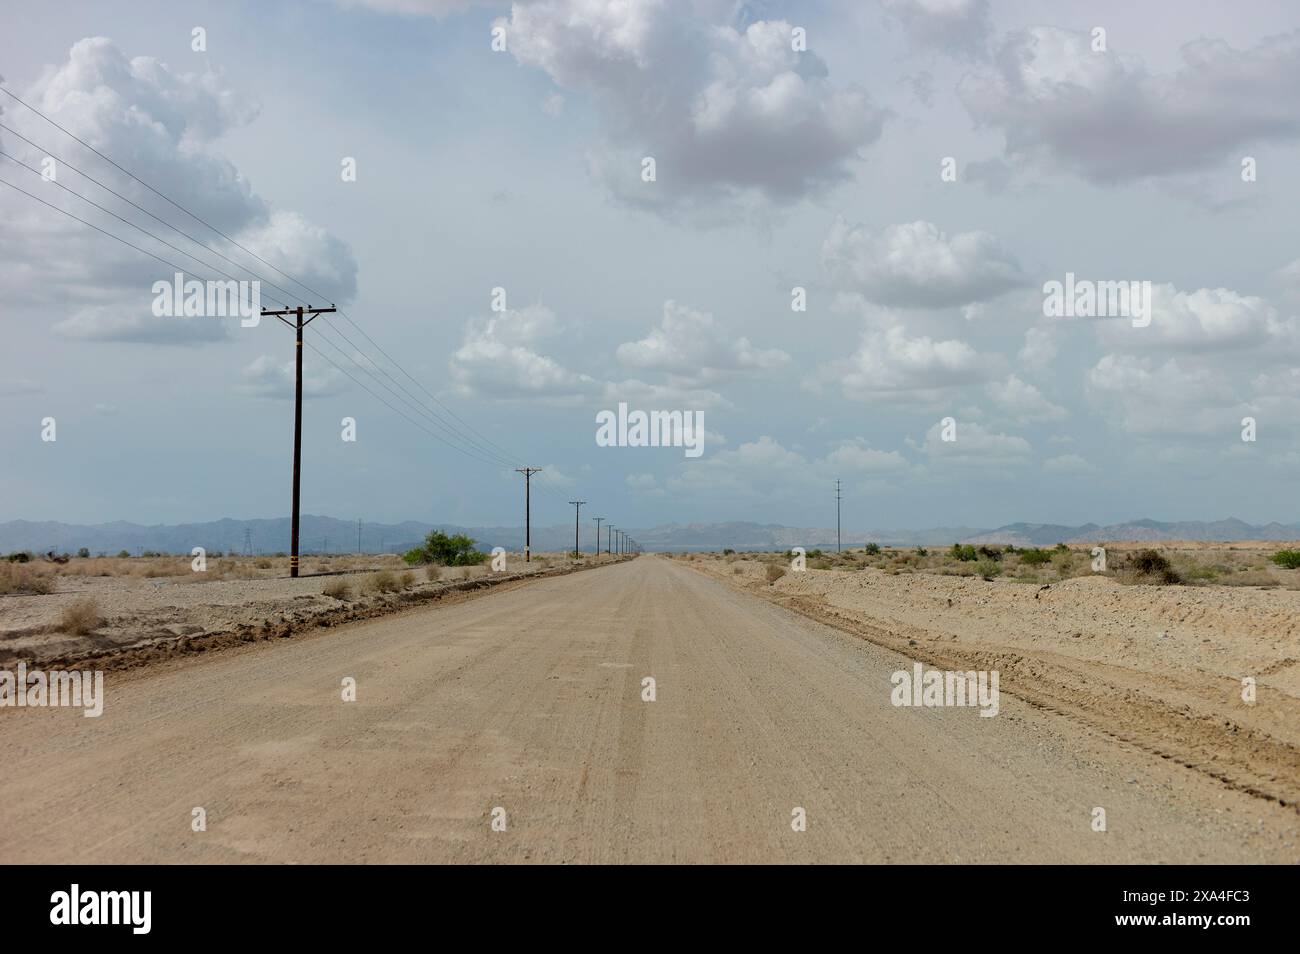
[1128,549,1181,585]
[765,564,786,583]
[7,551,32,563]
[1019,548,1052,566]
[0,563,56,595]
[399,570,415,588]
[255,559,272,569]
[915,547,928,557]
[1269,549,1300,569]
[977,545,1003,561]
[975,558,1002,580]
[809,558,832,570]
[322,579,352,600]
[950,544,978,562]
[863,542,881,555]
[60,597,101,634]
[116,550,131,559]
[363,570,401,594]
[1177,561,1220,582]
[1054,543,1069,552]
[404,531,486,567]
[1051,550,1075,575]
[805,549,824,559]
[722,548,736,556]
[76,548,90,559]
[426,564,442,581]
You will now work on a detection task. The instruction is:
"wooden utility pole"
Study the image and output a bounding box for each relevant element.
[592,517,603,556]
[607,525,614,555]
[836,479,843,553]
[569,501,586,558]
[515,467,542,562]
[262,304,336,578]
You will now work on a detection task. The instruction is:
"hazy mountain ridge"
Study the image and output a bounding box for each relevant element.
[4,516,1298,555]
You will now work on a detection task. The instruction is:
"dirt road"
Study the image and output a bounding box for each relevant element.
[1,556,1295,863]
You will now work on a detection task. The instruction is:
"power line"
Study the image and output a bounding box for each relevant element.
[0,86,619,540]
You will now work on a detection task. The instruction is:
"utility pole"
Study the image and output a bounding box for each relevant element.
[356,518,361,555]
[835,478,843,553]
[608,525,614,555]
[262,304,336,578]
[593,517,604,556]
[515,467,542,561]
[569,500,586,558]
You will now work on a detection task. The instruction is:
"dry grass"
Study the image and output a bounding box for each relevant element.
[60,597,101,635]
[700,542,1300,591]
[765,564,786,584]
[398,570,415,589]
[362,570,401,594]
[0,562,57,595]
[322,579,352,600]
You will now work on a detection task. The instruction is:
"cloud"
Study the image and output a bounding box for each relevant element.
[0,38,356,339]
[916,419,1032,466]
[985,374,1066,423]
[616,300,789,384]
[823,439,909,473]
[1086,354,1244,437]
[0,377,43,395]
[500,1,889,219]
[52,304,232,345]
[1017,326,1058,377]
[449,303,730,407]
[1095,284,1295,355]
[239,354,349,399]
[879,0,991,60]
[450,305,604,403]
[825,320,1000,403]
[1042,453,1093,475]
[958,27,1300,184]
[821,218,1025,308]
[327,0,504,16]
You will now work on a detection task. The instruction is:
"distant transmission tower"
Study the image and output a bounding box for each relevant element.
[243,528,253,557]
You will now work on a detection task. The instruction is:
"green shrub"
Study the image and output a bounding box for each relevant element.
[1019,548,1052,566]
[915,547,928,557]
[404,531,486,567]
[975,558,1002,580]
[1270,549,1300,569]
[863,542,881,555]
[7,551,32,563]
[950,543,978,562]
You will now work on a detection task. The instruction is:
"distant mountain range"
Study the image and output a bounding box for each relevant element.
[2,516,1297,556]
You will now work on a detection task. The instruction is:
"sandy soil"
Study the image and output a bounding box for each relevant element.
[0,553,604,667]
[688,554,1300,808]
[0,556,1294,863]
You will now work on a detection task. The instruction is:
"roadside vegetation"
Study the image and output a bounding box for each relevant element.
[672,542,1300,589]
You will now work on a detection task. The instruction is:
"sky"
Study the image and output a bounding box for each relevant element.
[2,0,1299,533]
